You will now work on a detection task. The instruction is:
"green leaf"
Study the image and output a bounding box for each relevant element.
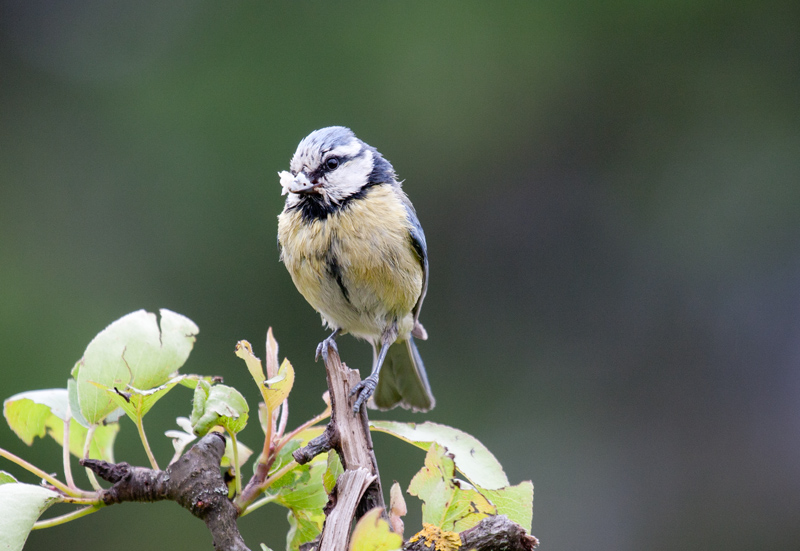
[3,389,69,445]
[0,471,18,484]
[323,449,343,494]
[270,460,328,550]
[286,508,323,551]
[250,428,329,550]
[480,481,534,532]
[371,421,509,490]
[189,381,249,436]
[67,378,90,428]
[275,462,328,511]
[259,544,275,551]
[179,374,221,389]
[44,417,120,462]
[407,443,496,532]
[349,507,403,551]
[71,309,198,425]
[0,483,61,551]
[98,376,184,423]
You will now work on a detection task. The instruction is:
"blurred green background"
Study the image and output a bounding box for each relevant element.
[2,1,799,550]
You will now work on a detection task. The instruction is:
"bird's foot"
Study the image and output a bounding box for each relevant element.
[315,333,339,363]
[350,373,378,413]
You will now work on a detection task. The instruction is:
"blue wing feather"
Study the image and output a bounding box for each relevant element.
[401,195,428,322]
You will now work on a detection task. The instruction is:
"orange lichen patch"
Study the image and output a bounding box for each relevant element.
[408,523,462,551]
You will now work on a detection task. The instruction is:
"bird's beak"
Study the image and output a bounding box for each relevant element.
[279,170,321,195]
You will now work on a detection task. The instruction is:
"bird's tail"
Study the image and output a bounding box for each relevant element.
[370,337,435,412]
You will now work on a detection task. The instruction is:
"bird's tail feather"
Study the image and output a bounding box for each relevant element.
[370,337,435,412]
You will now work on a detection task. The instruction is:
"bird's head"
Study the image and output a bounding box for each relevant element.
[279,126,396,206]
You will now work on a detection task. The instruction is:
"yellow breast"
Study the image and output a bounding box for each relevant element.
[277,185,423,340]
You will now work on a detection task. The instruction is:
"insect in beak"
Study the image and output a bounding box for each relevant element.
[278,170,322,195]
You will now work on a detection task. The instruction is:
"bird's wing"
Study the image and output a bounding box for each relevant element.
[401,194,428,324]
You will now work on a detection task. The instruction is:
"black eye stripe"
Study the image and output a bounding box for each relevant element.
[321,151,362,173]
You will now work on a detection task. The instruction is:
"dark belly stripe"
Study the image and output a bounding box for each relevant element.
[326,255,351,305]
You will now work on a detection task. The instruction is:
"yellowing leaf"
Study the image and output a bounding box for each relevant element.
[235,337,294,413]
[480,481,534,532]
[407,444,497,532]
[349,507,403,551]
[0,471,18,485]
[236,340,266,388]
[408,443,455,526]
[371,421,509,490]
[442,482,495,532]
[3,389,68,445]
[263,358,294,414]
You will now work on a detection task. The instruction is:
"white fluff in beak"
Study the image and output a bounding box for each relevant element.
[278,170,316,195]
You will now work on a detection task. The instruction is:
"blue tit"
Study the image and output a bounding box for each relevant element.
[277,126,434,413]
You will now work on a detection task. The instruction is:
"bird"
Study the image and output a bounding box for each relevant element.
[277,126,434,413]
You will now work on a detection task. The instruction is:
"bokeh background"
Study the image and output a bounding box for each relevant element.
[1,1,799,550]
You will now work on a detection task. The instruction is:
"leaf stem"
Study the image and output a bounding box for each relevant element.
[260,459,298,491]
[32,504,102,530]
[276,399,289,439]
[135,415,160,470]
[62,417,75,490]
[238,493,276,517]
[275,407,331,454]
[263,404,273,467]
[227,429,242,497]
[236,458,298,513]
[83,424,102,491]
[0,447,81,497]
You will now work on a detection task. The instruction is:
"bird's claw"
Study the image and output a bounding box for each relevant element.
[350,374,378,413]
[315,335,338,363]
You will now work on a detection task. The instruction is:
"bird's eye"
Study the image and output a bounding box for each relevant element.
[325,157,340,171]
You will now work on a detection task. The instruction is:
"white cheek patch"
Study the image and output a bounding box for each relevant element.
[326,149,374,202]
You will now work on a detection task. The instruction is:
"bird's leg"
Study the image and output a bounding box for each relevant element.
[350,327,396,413]
[315,328,341,363]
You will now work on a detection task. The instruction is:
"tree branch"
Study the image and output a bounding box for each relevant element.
[293,347,385,548]
[404,515,539,551]
[82,432,249,551]
[292,348,540,551]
